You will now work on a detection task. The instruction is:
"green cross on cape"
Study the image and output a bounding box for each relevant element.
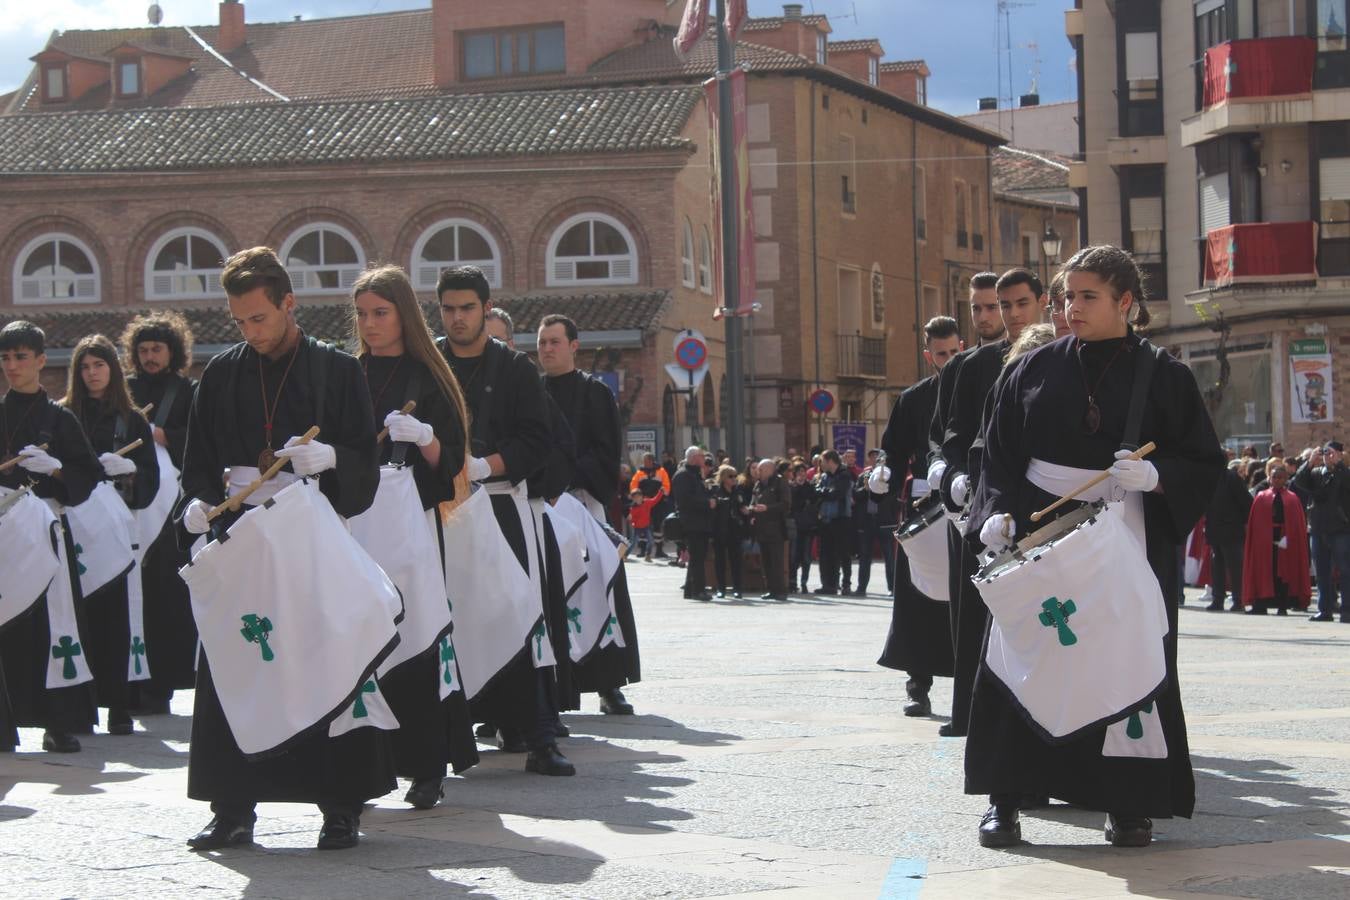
[73,542,86,575]
[1126,701,1155,740]
[130,636,146,675]
[440,638,456,685]
[239,614,275,661]
[352,680,377,718]
[1038,597,1078,647]
[566,607,582,633]
[51,635,81,680]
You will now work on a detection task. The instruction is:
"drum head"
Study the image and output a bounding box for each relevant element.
[977,500,1107,582]
[896,496,945,543]
[0,484,32,519]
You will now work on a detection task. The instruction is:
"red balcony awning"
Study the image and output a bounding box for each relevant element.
[1202,37,1315,108]
[1203,221,1318,287]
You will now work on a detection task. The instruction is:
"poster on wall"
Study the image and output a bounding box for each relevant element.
[1289,338,1334,425]
[627,429,657,467]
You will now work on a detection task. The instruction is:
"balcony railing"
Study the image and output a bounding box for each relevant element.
[1202,37,1315,109]
[837,334,886,379]
[1202,221,1318,288]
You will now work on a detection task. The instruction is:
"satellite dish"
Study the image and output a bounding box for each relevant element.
[148,4,163,26]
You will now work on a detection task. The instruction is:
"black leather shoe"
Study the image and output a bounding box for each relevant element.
[317,813,360,850]
[475,722,497,739]
[1105,814,1152,847]
[978,805,1022,848]
[554,720,570,738]
[1205,602,1224,611]
[187,816,253,851]
[714,589,726,599]
[41,730,80,753]
[937,723,966,737]
[902,697,931,717]
[695,591,713,602]
[525,744,576,776]
[1310,613,1334,622]
[404,778,444,810]
[1230,604,1244,612]
[107,708,134,735]
[498,732,528,753]
[760,592,776,600]
[599,688,635,716]
[812,587,836,595]
[731,591,743,599]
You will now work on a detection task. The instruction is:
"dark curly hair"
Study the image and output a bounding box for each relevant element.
[120,310,193,375]
[1058,244,1152,328]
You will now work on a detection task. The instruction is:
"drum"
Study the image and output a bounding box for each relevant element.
[974,500,1168,743]
[895,496,951,603]
[178,479,403,759]
[350,465,452,674]
[133,443,179,561]
[0,486,61,628]
[64,481,136,597]
[547,492,621,663]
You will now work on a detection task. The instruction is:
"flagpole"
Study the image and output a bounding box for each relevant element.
[716,0,746,464]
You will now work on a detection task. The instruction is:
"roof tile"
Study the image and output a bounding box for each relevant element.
[992,146,1073,195]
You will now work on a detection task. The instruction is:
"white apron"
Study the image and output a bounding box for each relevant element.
[0,486,61,629]
[178,479,402,758]
[64,481,135,597]
[548,493,622,661]
[328,675,400,737]
[482,480,554,668]
[134,443,179,555]
[44,503,94,689]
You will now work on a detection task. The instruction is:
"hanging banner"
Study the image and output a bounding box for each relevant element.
[705,67,757,319]
[831,423,868,458]
[725,0,749,41]
[674,0,710,57]
[1289,338,1333,424]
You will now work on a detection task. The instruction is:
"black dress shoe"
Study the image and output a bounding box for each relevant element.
[525,743,576,776]
[1310,613,1334,622]
[695,591,713,602]
[1229,604,1244,612]
[902,697,931,717]
[978,805,1021,848]
[760,592,776,600]
[1205,602,1224,611]
[714,589,726,599]
[404,778,444,810]
[187,816,254,851]
[475,722,497,739]
[812,587,836,595]
[1105,814,1152,847]
[554,719,570,738]
[731,590,743,599]
[317,813,360,850]
[498,732,528,753]
[107,708,133,735]
[937,723,965,738]
[599,688,635,716]
[41,730,80,753]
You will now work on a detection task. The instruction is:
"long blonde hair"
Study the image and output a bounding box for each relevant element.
[350,264,469,435]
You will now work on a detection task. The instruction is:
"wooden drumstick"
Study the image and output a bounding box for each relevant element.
[137,402,154,418]
[375,401,418,443]
[208,426,321,521]
[113,438,144,457]
[0,443,49,473]
[1029,441,1157,523]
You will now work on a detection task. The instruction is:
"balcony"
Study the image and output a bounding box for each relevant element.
[837,334,886,379]
[1182,37,1316,146]
[1200,221,1318,289]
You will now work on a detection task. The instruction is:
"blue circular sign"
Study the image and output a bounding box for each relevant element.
[676,336,708,371]
[808,389,835,414]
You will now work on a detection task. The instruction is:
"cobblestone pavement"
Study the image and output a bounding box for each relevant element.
[3,560,1350,899]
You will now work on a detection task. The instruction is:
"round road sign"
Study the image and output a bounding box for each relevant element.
[675,336,708,371]
[808,389,835,415]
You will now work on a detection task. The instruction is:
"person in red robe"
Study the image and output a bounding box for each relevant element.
[1242,464,1312,615]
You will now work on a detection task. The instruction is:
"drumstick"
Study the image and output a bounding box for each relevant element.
[0,443,49,473]
[1029,441,1157,523]
[113,438,144,457]
[375,401,417,443]
[138,402,154,418]
[208,426,320,521]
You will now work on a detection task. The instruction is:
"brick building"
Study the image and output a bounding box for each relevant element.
[0,0,1006,458]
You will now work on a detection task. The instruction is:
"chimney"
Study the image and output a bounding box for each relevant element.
[1019,92,1040,107]
[978,96,997,111]
[218,1,246,54]
[783,3,803,18]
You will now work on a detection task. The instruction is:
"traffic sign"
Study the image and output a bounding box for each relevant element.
[675,335,708,371]
[808,388,834,415]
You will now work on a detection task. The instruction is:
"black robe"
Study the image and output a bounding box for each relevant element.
[0,389,101,742]
[74,400,158,713]
[531,395,582,711]
[178,335,395,805]
[361,353,478,779]
[878,374,953,677]
[128,372,199,695]
[963,331,1224,817]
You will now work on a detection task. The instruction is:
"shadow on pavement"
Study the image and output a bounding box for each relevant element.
[561,714,739,747]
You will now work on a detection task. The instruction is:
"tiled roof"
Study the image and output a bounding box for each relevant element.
[743,15,829,31]
[0,85,701,174]
[827,39,882,53]
[0,291,672,352]
[992,146,1072,195]
[589,32,811,78]
[881,59,928,74]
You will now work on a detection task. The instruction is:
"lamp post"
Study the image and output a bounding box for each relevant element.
[1040,220,1062,286]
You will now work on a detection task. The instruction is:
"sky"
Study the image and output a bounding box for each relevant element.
[0,0,1075,116]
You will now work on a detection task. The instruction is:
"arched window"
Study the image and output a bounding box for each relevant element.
[680,219,696,288]
[546,213,638,286]
[411,218,502,291]
[279,223,364,293]
[698,227,713,295]
[145,228,229,300]
[14,233,98,304]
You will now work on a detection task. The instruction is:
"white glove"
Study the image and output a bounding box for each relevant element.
[17,445,61,475]
[384,411,434,447]
[99,452,137,478]
[979,513,1015,552]
[867,465,891,495]
[183,499,212,535]
[1276,536,1289,550]
[950,473,971,508]
[927,460,947,494]
[276,436,337,476]
[1109,449,1160,493]
[466,456,492,482]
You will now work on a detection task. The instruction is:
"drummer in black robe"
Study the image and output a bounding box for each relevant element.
[435,265,574,777]
[351,265,478,811]
[0,321,102,753]
[876,316,962,718]
[964,245,1224,849]
[176,247,392,852]
[123,312,199,713]
[62,335,159,737]
[538,314,641,716]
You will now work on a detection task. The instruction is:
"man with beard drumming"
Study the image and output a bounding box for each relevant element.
[122,311,198,713]
[876,316,962,719]
[965,246,1223,848]
[176,247,391,851]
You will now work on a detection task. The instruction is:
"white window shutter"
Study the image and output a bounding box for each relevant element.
[76,277,96,299]
[1125,32,1159,82]
[611,258,632,281]
[553,260,574,283]
[418,266,439,288]
[339,267,359,289]
[1319,158,1350,200]
[1129,197,1164,232]
[20,279,39,300]
[152,274,173,295]
[480,263,498,287]
[1199,173,1230,233]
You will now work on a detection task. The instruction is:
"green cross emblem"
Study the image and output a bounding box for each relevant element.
[604,614,617,637]
[352,679,377,718]
[239,614,275,661]
[73,542,87,576]
[440,637,456,685]
[532,622,546,660]
[1125,702,1155,740]
[566,607,582,633]
[51,635,82,680]
[130,636,146,675]
[1038,597,1078,647]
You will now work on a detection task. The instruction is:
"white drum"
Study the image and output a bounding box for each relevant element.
[895,498,951,604]
[64,481,136,597]
[179,479,403,758]
[133,443,179,560]
[0,486,62,629]
[975,500,1168,742]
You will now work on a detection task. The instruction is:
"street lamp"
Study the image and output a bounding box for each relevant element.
[1041,221,1062,285]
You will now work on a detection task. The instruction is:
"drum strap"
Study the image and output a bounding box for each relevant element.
[1121,338,1164,452]
[307,338,336,433]
[390,366,424,468]
[152,379,180,429]
[113,413,128,447]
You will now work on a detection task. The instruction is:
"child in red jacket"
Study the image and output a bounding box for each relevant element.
[628,490,660,561]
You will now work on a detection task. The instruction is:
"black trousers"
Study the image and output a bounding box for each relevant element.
[792,530,814,586]
[856,517,895,592]
[1210,538,1244,607]
[712,534,743,592]
[818,519,853,590]
[759,535,787,596]
[684,532,710,595]
[210,799,362,825]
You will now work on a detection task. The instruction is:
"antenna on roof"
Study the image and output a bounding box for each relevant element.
[147,4,163,26]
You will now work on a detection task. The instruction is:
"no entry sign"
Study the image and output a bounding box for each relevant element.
[675,335,708,371]
[808,388,835,415]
